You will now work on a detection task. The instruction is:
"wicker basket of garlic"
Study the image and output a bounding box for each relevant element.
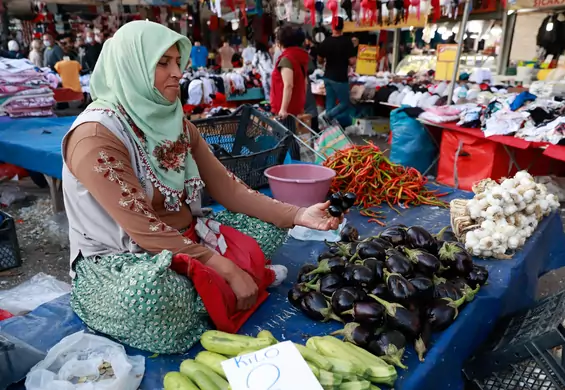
[450,171,560,259]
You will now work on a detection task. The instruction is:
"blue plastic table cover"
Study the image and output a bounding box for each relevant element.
[2,188,565,389]
[0,116,75,179]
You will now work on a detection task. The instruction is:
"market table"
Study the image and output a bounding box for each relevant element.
[2,187,565,390]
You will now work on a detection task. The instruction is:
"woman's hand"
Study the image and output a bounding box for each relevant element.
[278,109,289,119]
[294,201,342,231]
[206,254,258,311]
[227,268,259,311]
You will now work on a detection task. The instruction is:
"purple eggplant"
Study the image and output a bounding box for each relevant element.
[307,257,346,276]
[317,251,336,262]
[414,321,432,362]
[367,330,407,369]
[329,192,344,207]
[300,291,343,322]
[367,236,394,250]
[342,192,357,209]
[306,273,344,297]
[340,224,359,242]
[368,283,391,300]
[405,226,438,253]
[409,276,435,302]
[402,247,441,276]
[451,277,481,302]
[361,258,385,281]
[341,301,385,327]
[350,265,376,289]
[385,249,413,276]
[297,264,318,283]
[331,322,373,348]
[467,264,489,287]
[370,294,421,339]
[426,296,466,331]
[438,242,474,277]
[379,225,407,246]
[331,286,365,315]
[356,241,386,261]
[433,276,463,301]
[435,226,458,242]
[384,269,417,303]
[288,283,310,308]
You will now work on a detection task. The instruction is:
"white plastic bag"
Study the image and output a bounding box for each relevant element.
[25,331,145,390]
[0,273,71,315]
[289,218,347,242]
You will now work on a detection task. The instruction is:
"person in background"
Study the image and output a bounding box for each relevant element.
[241,43,256,67]
[43,33,64,69]
[95,31,105,45]
[304,47,319,134]
[317,17,356,127]
[60,35,79,62]
[351,36,360,56]
[304,36,317,60]
[83,30,102,73]
[251,42,273,101]
[75,36,86,70]
[28,39,43,67]
[271,25,310,160]
[0,40,23,59]
[190,40,208,69]
[218,41,235,71]
[55,55,82,93]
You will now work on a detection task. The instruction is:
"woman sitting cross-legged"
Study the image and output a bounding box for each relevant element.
[62,21,341,354]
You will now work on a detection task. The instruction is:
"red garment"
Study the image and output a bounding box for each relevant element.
[170,221,275,333]
[270,47,310,116]
[0,309,13,321]
[431,0,440,22]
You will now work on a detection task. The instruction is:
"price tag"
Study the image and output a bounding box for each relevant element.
[221,341,323,390]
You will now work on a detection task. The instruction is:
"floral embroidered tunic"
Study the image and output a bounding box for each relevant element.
[64,120,301,263]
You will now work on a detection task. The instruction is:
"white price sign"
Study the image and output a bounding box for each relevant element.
[221,341,323,390]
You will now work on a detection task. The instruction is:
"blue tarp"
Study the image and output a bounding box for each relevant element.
[390,107,438,175]
[2,188,565,389]
[0,116,75,179]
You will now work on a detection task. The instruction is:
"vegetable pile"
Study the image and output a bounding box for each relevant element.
[451,170,560,259]
[288,223,488,368]
[164,330,396,389]
[323,143,447,211]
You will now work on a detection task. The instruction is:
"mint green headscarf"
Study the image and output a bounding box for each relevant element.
[89,21,201,211]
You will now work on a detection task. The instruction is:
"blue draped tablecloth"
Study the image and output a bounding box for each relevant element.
[1,188,565,389]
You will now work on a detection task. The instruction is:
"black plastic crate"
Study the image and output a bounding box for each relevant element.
[464,289,565,380]
[0,210,22,271]
[467,348,565,390]
[193,105,291,205]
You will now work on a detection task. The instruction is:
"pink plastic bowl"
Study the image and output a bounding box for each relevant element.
[264,164,336,207]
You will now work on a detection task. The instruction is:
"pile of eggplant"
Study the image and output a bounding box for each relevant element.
[288,224,489,368]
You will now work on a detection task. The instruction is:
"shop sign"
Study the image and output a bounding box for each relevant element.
[356,44,379,75]
[343,13,426,33]
[435,44,459,81]
[508,0,565,9]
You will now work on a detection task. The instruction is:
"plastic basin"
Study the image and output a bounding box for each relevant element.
[264,164,336,207]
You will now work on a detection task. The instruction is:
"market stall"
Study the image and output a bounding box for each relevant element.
[1,189,564,389]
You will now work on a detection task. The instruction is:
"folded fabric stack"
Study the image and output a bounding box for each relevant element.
[0,58,55,118]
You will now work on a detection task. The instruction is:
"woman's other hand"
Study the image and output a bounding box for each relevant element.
[227,268,259,311]
[294,201,342,231]
[206,255,259,311]
[278,109,289,119]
